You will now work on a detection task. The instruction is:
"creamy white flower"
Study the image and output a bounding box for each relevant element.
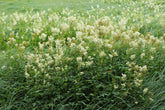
[51,28,60,35]
[142,65,147,73]
[150,47,156,53]
[10,56,14,59]
[79,72,84,75]
[77,57,82,62]
[129,41,138,47]
[140,53,145,59]
[143,88,148,94]
[149,98,154,102]
[25,71,30,78]
[121,83,126,87]
[18,45,25,51]
[135,101,138,104]
[163,46,165,49]
[130,54,136,60]
[61,23,69,32]
[99,51,106,57]
[76,31,83,39]
[121,74,127,81]
[112,50,118,57]
[39,43,44,50]
[150,56,154,60]
[85,61,93,67]
[1,65,6,69]
[33,28,41,35]
[39,33,47,40]
[46,74,51,79]
[114,85,118,89]
[134,79,143,87]
[68,16,76,25]
[2,51,5,54]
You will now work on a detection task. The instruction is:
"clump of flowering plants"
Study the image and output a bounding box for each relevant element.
[0,0,165,109]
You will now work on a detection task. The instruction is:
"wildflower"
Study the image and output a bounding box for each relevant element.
[25,71,30,78]
[163,46,165,49]
[48,8,51,11]
[126,61,130,66]
[61,23,69,32]
[55,67,60,71]
[70,43,76,48]
[130,54,136,60]
[1,66,6,70]
[85,61,93,67]
[46,74,51,79]
[114,85,118,89]
[134,79,143,87]
[39,43,44,50]
[77,57,82,62]
[18,45,25,51]
[10,56,14,59]
[39,33,47,40]
[88,56,93,60]
[134,31,140,38]
[105,44,113,50]
[99,51,106,57]
[109,54,113,59]
[2,51,5,54]
[48,36,54,41]
[112,50,118,57]
[79,72,84,75]
[150,56,154,60]
[77,22,85,31]
[129,41,138,47]
[23,41,29,46]
[134,65,139,71]
[10,31,14,37]
[149,98,154,102]
[135,101,138,104]
[76,31,83,39]
[7,38,16,45]
[141,65,147,73]
[121,74,127,81]
[130,62,136,67]
[121,83,126,87]
[9,66,13,70]
[150,47,156,53]
[51,28,60,35]
[99,26,107,34]
[143,88,148,94]
[140,53,145,59]
[15,44,18,47]
[38,63,43,69]
[33,28,41,35]
[48,47,53,54]
[68,16,76,25]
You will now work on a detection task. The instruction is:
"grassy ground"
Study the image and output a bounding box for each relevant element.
[0,0,97,13]
[0,0,165,109]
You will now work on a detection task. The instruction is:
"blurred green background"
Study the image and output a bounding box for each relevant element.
[0,0,98,13]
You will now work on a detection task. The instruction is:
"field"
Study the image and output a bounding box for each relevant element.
[0,0,165,109]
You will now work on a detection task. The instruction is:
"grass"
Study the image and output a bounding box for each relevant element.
[0,0,165,109]
[0,0,98,13]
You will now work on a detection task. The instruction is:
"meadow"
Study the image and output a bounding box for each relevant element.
[0,0,165,109]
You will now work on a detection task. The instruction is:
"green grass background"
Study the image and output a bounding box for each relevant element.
[0,0,98,13]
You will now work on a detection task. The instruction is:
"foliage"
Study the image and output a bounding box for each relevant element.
[0,0,165,109]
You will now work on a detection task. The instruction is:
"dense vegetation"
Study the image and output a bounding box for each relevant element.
[0,0,165,109]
